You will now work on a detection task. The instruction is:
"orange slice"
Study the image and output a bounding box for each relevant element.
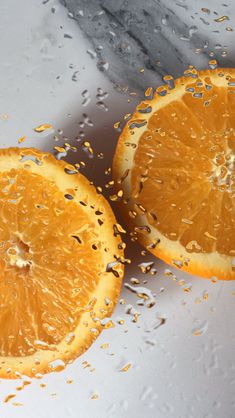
[113,68,235,280]
[0,147,123,378]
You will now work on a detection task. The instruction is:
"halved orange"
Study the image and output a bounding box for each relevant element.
[113,68,235,280]
[0,147,123,378]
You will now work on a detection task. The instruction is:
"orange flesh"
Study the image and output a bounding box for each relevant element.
[0,168,102,357]
[132,76,235,255]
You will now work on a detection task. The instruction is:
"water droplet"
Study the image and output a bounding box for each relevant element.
[110,190,123,201]
[124,283,155,308]
[96,101,108,111]
[72,71,79,82]
[18,136,26,144]
[100,343,109,349]
[97,60,109,72]
[67,11,75,19]
[82,113,93,127]
[48,359,65,372]
[82,141,94,157]
[20,154,43,166]
[214,15,229,23]
[189,25,198,37]
[192,320,208,336]
[4,394,16,403]
[86,49,97,59]
[145,87,153,99]
[172,259,184,269]
[128,119,147,130]
[64,33,73,39]
[34,124,53,133]
[138,261,154,274]
[90,392,99,400]
[161,15,169,25]
[163,75,175,89]
[201,7,210,13]
[96,88,108,100]
[209,60,218,70]
[119,362,132,372]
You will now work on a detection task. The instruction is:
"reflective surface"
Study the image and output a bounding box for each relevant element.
[0,1,235,417]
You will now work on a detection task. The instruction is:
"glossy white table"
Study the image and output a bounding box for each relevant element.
[0,1,234,417]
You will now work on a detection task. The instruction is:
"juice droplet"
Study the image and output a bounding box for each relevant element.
[120,363,132,372]
[12,403,23,407]
[226,27,233,32]
[34,124,53,133]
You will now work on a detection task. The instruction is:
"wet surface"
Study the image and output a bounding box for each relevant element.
[0,0,235,417]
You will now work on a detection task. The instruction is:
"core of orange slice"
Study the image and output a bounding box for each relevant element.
[0,147,123,378]
[113,68,235,280]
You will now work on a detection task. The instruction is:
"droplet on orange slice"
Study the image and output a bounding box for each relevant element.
[113,68,235,280]
[0,147,123,378]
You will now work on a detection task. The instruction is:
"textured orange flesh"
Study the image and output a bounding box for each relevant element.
[0,168,102,357]
[132,75,235,256]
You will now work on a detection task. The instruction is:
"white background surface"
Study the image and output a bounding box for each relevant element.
[0,1,235,417]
